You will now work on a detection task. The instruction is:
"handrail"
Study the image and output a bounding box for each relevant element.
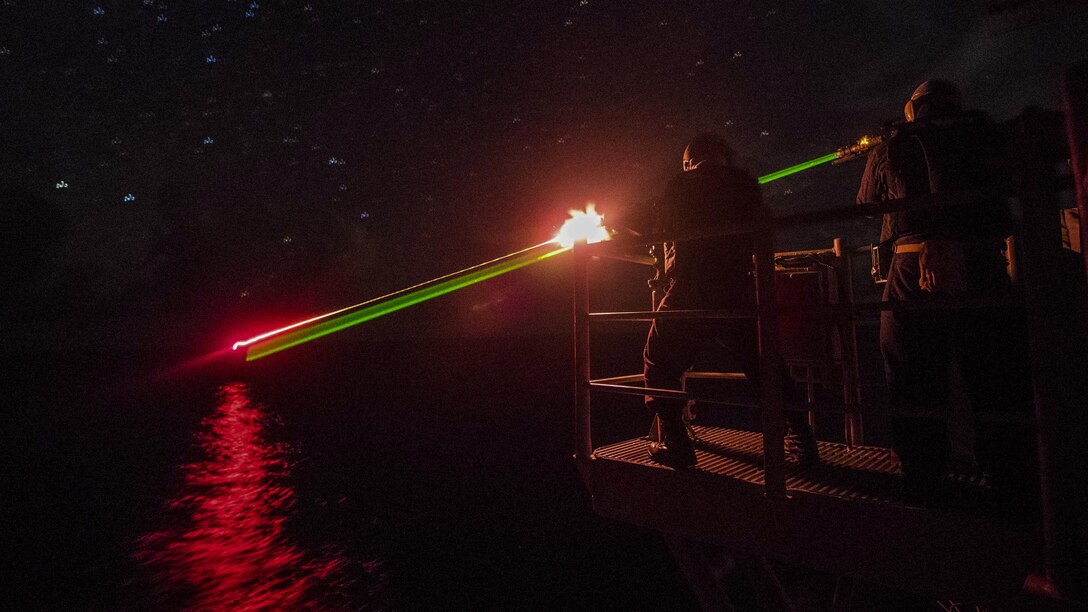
[573,242,593,464]
[752,231,789,498]
[588,381,760,409]
[586,188,1011,252]
[591,252,657,267]
[775,188,1008,229]
[775,247,837,258]
[590,374,646,385]
[589,308,757,321]
[827,297,1023,315]
[590,378,862,414]
[576,211,1023,500]
[588,298,1023,322]
[574,136,1084,593]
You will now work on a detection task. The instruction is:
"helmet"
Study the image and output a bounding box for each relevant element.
[682,133,734,171]
[903,79,962,122]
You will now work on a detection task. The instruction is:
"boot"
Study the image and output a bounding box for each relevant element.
[649,413,697,468]
[892,417,949,507]
[784,416,820,469]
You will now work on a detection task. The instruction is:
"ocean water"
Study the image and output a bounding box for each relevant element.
[4,335,710,610]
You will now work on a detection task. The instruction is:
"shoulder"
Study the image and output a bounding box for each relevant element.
[857,144,891,203]
[689,165,759,193]
[902,111,999,139]
[862,141,892,174]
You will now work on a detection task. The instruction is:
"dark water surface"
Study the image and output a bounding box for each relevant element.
[5,334,708,610]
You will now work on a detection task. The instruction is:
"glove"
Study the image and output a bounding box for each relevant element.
[918,240,967,295]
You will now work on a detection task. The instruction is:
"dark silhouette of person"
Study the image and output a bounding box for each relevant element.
[857,80,1032,505]
[643,133,819,469]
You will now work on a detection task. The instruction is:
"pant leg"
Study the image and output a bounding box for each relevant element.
[645,290,807,433]
[714,322,809,432]
[643,294,703,423]
[960,280,1038,516]
[880,253,954,486]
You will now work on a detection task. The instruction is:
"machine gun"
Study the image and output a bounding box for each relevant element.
[757,131,888,184]
[833,133,885,164]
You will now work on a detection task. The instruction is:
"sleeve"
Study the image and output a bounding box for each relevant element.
[656,173,687,234]
[857,146,897,245]
[649,197,665,236]
[856,148,887,205]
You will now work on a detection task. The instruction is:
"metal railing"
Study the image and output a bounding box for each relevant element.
[573,179,1084,597]
[574,193,1024,480]
[574,65,1087,601]
[575,220,815,499]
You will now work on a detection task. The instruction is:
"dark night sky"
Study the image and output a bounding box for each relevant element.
[3,1,1086,349]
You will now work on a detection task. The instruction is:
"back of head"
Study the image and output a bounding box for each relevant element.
[682,133,735,172]
[904,79,963,122]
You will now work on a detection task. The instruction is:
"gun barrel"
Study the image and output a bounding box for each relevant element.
[833,134,884,165]
[757,134,884,184]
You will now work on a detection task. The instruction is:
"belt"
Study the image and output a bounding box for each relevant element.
[894,243,924,254]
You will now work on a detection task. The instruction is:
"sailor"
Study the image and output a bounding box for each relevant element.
[643,133,819,468]
[857,80,1031,504]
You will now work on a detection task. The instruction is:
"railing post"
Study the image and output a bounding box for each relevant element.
[1014,90,1088,601]
[753,227,788,499]
[1064,61,1088,285]
[573,240,594,464]
[835,237,864,447]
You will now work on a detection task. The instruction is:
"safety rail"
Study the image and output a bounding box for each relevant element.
[573,65,1087,603]
[776,239,865,442]
[575,192,1025,479]
[588,309,757,321]
[573,159,1086,598]
[575,221,791,496]
[587,381,761,409]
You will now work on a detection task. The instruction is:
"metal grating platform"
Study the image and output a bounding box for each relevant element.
[594,425,907,504]
[587,425,1040,599]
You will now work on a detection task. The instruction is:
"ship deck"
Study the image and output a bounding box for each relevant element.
[586,425,1042,600]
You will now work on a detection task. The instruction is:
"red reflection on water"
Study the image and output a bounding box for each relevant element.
[137,383,376,610]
